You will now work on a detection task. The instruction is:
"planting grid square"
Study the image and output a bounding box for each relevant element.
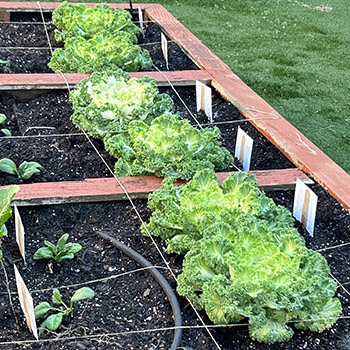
[0,2,349,350]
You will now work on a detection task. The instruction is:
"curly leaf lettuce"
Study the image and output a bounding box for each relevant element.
[105,114,233,180]
[52,2,140,42]
[69,70,173,137]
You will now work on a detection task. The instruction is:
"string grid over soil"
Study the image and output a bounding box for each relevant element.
[0,86,293,186]
[0,15,198,73]
[0,181,349,349]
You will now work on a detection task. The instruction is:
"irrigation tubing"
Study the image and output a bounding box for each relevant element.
[96,231,183,350]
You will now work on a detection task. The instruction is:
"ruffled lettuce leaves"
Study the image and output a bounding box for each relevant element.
[143,169,341,344]
[49,2,152,73]
[104,114,233,179]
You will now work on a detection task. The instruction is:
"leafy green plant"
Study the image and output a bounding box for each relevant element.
[33,234,82,263]
[0,158,43,180]
[69,70,173,137]
[105,114,233,180]
[52,1,140,42]
[49,2,152,73]
[143,169,341,343]
[1,129,11,137]
[0,185,20,260]
[0,113,6,124]
[35,287,95,334]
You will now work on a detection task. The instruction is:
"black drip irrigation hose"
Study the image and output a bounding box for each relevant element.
[96,231,183,350]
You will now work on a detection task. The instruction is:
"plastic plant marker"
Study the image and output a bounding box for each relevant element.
[14,204,26,264]
[161,32,169,70]
[235,127,254,171]
[138,6,145,38]
[14,264,38,339]
[293,178,318,236]
[196,80,213,123]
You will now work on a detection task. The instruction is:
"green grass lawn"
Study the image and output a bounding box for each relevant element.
[17,0,350,172]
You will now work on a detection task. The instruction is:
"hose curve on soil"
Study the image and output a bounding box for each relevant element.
[96,231,183,350]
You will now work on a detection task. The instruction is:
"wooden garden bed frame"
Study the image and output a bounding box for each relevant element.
[0,1,349,209]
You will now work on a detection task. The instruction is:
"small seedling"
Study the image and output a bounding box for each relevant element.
[35,287,95,334]
[0,114,6,124]
[33,234,82,263]
[0,158,43,180]
[0,114,11,136]
[0,59,10,66]
[1,129,11,136]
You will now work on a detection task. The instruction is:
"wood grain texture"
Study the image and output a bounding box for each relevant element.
[5,169,313,206]
[0,70,211,90]
[146,4,350,209]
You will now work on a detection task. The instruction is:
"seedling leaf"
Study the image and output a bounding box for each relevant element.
[33,247,54,260]
[0,114,6,124]
[42,312,63,333]
[1,129,12,137]
[0,158,17,176]
[52,289,62,305]
[35,302,54,319]
[18,161,43,180]
[56,233,69,251]
[71,287,95,304]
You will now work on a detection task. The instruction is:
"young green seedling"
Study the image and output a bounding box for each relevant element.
[0,158,43,180]
[0,114,11,136]
[33,233,82,263]
[35,287,95,334]
[0,59,10,66]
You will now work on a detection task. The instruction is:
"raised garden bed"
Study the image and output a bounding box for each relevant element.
[0,2,349,350]
[0,184,349,349]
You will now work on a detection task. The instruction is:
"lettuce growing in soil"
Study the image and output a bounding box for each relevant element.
[69,70,173,137]
[142,170,342,344]
[49,2,152,72]
[104,114,233,179]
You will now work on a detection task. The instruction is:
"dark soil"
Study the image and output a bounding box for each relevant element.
[0,21,197,73]
[0,22,58,48]
[0,87,293,185]
[0,180,349,349]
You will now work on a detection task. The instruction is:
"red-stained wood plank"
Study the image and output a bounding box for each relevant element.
[146,5,350,209]
[0,2,155,12]
[6,169,312,206]
[0,70,211,90]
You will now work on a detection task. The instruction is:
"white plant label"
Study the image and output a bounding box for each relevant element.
[293,178,318,236]
[14,265,38,340]
[234,127,254,171]
[196,80,213,123]
[161,32,169,70]
[138,6,145,38]
[14,204,26,264]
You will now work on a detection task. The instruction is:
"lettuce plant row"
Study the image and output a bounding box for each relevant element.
[54,4,341,344]
[69,70,232,179]
[143,170,342,344]
[49,2,152,73]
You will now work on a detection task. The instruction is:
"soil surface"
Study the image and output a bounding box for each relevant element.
[0,181,349,349]
[0,87,293,185]
[0,18,198,73]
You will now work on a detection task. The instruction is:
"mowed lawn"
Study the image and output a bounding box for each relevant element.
[119,0,350,173]
[20,0,350,172]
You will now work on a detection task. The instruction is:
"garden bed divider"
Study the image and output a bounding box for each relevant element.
[7,168,312,206]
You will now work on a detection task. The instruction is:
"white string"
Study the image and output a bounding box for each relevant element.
[330,273,350,297]
[37,5,222,349]
[317,241,350,252]
[0,315,349,346]
[0,266,173,295]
